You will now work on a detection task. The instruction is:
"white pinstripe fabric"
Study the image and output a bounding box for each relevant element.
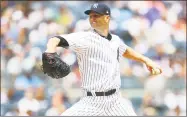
[59,29,137,116]
[60,92,137,116]
[59,29,127,92]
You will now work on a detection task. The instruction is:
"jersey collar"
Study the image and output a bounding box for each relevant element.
[93,29,112,41]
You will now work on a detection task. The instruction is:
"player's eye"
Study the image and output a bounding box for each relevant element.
[90,14,101,19]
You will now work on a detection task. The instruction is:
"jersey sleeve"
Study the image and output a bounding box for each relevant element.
[58,32,88,53]
[118,38,128,58]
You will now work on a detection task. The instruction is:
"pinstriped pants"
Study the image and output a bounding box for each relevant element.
[60,92,137,116]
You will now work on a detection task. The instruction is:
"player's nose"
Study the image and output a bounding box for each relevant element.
[90,18,96,23]
[90,16,95,20]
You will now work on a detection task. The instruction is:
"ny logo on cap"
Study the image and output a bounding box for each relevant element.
[93,3,98,8]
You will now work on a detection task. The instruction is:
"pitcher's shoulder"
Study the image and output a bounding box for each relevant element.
[80,29,94,34]
[70,31,91,39]
[111,34,121,41]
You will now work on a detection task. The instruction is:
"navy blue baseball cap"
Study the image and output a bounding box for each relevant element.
[84,3,111,16]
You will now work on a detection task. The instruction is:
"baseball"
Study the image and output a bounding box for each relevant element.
[152,68,161,75]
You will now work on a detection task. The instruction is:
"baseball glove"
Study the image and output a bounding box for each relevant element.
[42,52,70,79]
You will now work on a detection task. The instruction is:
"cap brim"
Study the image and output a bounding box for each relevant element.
[84,10,105,15]
[84,10,111,16]
[84,10,91,15]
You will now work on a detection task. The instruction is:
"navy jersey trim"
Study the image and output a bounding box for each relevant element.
[93,29,112,41]
[54,36,69,49]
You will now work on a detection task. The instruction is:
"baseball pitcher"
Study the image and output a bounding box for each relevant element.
[42,3,162,116]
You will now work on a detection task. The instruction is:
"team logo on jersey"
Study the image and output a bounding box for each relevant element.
[93,3,98,8]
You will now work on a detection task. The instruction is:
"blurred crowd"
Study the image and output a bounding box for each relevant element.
[1,1,186,116]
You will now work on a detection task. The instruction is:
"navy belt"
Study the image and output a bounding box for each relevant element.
[87,89,116,96]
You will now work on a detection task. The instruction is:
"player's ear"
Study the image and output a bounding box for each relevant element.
[105,15,110,22]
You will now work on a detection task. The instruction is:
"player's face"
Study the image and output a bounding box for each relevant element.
[89,12,110,29]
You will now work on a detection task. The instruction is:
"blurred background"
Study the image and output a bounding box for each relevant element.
[1,1,186,116]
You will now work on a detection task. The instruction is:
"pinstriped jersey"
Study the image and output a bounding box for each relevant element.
[59,29,127,92]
